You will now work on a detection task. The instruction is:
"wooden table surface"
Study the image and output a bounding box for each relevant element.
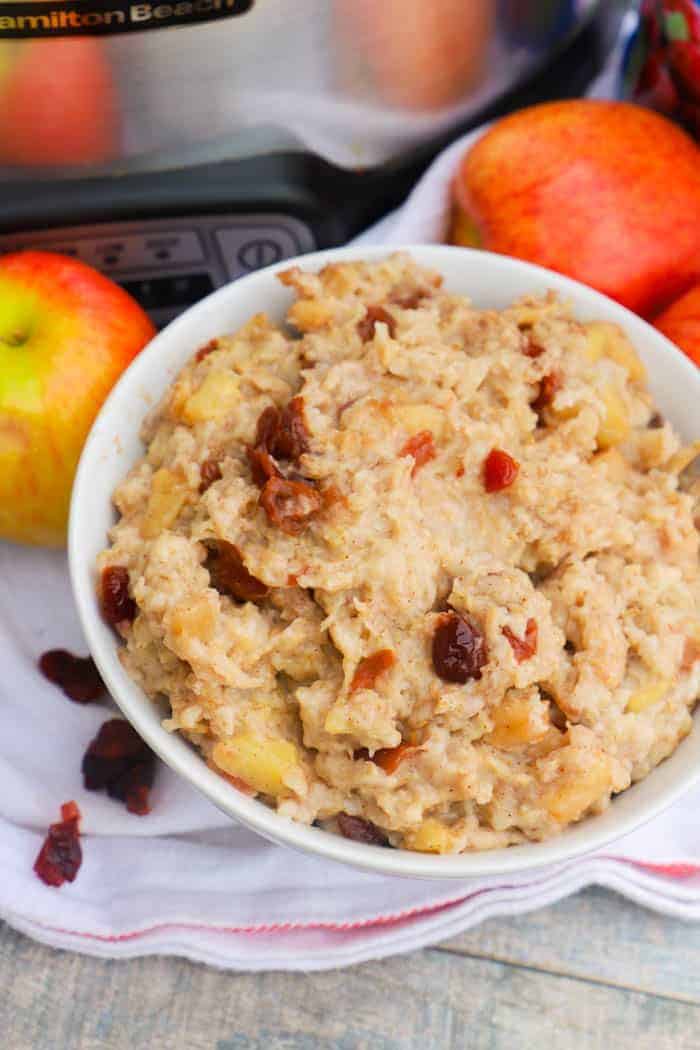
[1,887,698,1049]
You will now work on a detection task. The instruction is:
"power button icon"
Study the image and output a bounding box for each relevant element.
[237,238,283,271]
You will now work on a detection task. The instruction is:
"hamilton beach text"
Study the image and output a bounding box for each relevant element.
[0,0,250,35]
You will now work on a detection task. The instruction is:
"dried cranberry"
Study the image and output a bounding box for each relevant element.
[502,618,538,662]
[531,372,562,414]
[254,405,281,450]
[83,720,144,772]
[251,398,310,463]
[321,483,345,510]
[247,398,311,488]
[260,476,322,535]
[285,468,310,484]
[400,430,437,477]
[100,566,136,627]
[62,801,81,821]
[199,457,222,493]
[337,813,389,846]
[432,613,487,683]
[354,745,419,774]
[246,446,283,488]
[38,650,105,704]
[34,801,82,887]
[82,720,156,816]
[270,397,310,462]
[350,650,396,693]
[372,743,420,775]
[206,541,268,602]
[389,289,428,309]
[523,337,545,358]
[357,305,396,342]
[110,762,155,816]
[483,449,519,493]
[195,338,219,362]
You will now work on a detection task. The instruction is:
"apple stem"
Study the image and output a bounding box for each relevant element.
[4,331,26,347]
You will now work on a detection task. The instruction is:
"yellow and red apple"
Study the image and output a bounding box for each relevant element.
[654,283,700,366]
[335,0,492,111]
[0,252,155,547]
[0,39,119,167]
[451,100,700,318]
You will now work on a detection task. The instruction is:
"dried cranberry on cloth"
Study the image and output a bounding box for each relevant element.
[1,132,700,968]
[33,802,82,888]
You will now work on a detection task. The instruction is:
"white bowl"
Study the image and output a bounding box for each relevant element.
[69,245,700,880]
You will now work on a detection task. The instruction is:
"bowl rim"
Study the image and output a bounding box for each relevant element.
[69,242,700,880]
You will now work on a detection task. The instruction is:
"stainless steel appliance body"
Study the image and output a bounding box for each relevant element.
[0,2,619,325]
[0,0,600,176]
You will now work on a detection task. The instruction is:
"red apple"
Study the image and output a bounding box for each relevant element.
[335,0,492,111]
[0,39,119,167]
[0,252,155,547]
[451,100,700,317]
[654,283,700,366]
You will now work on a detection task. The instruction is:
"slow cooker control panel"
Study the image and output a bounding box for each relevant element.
[0,213,315,326]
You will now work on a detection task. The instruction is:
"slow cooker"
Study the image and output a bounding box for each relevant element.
[0,0,624,324]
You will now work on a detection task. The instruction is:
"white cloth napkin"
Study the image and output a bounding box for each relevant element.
[2,123,700,972]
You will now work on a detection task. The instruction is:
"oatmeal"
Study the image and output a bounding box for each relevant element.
[97,254,700,853]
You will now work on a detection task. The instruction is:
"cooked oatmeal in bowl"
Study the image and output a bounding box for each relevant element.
[91,252,700,857]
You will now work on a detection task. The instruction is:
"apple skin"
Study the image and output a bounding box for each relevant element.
[335,0,492,111]
[654,283,700,366]
[451,100,700,317]
[0,252,155,547]
[0,39,119,167]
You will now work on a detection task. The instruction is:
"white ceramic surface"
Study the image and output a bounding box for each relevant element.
[69,245,700,880]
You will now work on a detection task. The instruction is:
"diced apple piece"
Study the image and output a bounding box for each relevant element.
[543,758,611,824]
[666,439,700,476]
[485,694,548,750]
[324,706,351,735]
[179,704,204,730]
[513,303,547,327]
[584,321,646,383]
[632,428,673,471]
[596,385,630,450]
[212,736,299,797]
[169,595,217,643]
[626,677,671,714]
[181,370,241,424]
[550,400,582,423]
[146,424,174,468]
[141,468,188,538]
[404,818,454,854]
[288,298,334,331]
[392,403,446,438]
[168,375,193,419]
